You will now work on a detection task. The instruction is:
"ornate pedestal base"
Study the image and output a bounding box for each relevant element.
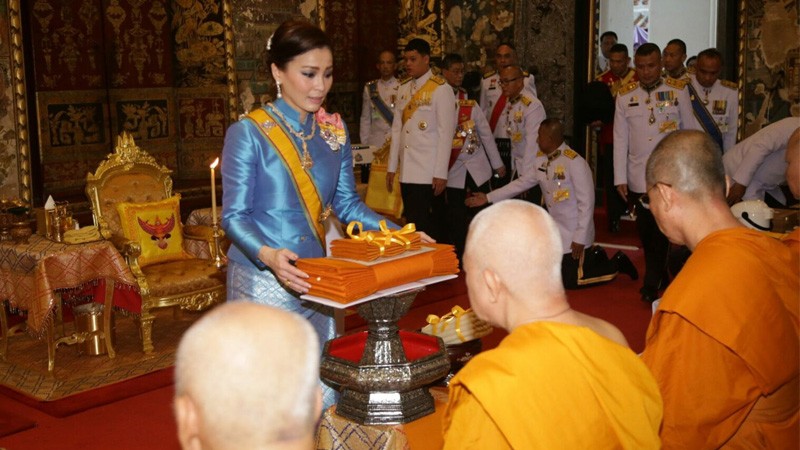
[320,289,451,425]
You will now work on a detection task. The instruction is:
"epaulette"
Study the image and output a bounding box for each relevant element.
[431,75,446,85]
[665,77,689,89]
[520,95,532,106]
[595,69,610,81]
[522,70,530,77]
[399,77,412,85]
[618,82,638,96]
[536,151,545,157]
[483,70,496,79]
[563,148,579,159]
[458,99,477,107]
[720,79,737,89]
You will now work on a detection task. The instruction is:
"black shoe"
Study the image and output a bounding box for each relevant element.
[609,219,621,233]
[612,251,639,280]
[639,287,658,303]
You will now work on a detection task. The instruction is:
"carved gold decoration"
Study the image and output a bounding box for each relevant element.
[222,0,238,123]
[398,0,445,58]
[9,0,31,207]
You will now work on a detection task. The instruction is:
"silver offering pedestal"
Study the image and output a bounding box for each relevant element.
[320,288,451,425]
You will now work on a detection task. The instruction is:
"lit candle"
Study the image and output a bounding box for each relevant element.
[210,158,219,226]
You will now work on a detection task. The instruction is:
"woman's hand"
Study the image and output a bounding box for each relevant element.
[258,246,311,293]
[418,231,436,244]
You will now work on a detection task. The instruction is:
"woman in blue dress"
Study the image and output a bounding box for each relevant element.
[221,20,395,409]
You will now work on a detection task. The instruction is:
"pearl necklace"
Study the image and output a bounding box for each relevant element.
[269,103,317,170]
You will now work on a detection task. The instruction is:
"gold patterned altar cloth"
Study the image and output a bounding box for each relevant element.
[315,388,447,450]
[0,235,137,335]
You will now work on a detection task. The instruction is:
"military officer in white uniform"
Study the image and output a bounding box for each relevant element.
[440,53,506,256]
[387,38,457,241]
[479,42,537,119]
[475,65,545,203]
[724,117,800,206]
[687,48,739,152]
[359,50,399,147]
[467,119,638,287]
[614,42,699,302]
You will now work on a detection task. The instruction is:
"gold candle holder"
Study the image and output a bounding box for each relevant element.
[211,223,225,269]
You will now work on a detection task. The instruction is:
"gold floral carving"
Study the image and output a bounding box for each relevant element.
[9,0,31,207]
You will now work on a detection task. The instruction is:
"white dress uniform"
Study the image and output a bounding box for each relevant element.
[446,92,505,189]
[613,77,699,193]
[359,77,399,146]
[485,93,546,203]
[532,144,596,253]
[723,117,800,204]
[688,74,739,151]
[479,70,537,131]
[388,70,457,184]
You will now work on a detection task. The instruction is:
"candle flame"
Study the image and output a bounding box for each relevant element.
[210,158,219,169]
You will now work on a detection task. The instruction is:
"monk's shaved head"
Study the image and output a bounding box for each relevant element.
[786,127,800,199]
[465,200,564,306]
[175,302,320,450]
[646,130,726,201]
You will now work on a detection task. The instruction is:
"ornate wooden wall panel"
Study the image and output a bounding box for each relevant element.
[23,0,234,199]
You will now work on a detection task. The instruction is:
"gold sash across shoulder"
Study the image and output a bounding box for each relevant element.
[246,108,327,248]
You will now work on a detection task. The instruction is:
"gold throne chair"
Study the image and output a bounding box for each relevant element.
[86,132,226,353]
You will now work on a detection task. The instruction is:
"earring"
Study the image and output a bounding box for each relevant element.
[276,82,282,99]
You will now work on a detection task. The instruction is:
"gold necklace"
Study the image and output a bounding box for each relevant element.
[269,103,317,169]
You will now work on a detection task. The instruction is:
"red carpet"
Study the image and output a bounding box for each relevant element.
[0,403,35,438]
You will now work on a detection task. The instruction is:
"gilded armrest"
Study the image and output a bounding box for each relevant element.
[107,235,145,278]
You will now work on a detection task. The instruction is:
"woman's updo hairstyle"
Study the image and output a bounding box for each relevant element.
[267,19,332,70]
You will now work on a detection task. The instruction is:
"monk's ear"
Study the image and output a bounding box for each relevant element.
[482,269,502,304]
[657,183,675,210]
[175,395,201,450]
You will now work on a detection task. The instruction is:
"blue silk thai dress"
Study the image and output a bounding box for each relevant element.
[221,98,393,408]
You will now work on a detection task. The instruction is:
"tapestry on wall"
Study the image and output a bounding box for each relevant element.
[443,0,516,72]
[741,0,799,139]
[230,0,319,117]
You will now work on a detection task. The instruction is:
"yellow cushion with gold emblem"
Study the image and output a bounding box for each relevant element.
[116,195,189,267]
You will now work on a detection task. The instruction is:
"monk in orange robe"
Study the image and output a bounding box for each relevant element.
[442,200,662,449]
[641,130,799,449]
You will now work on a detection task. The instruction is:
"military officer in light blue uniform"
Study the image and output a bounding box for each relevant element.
[359,50,399,147]
[687,48,739,152]
[614,42,699,302]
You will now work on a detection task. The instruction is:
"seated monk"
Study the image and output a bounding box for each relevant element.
[442,200,662,449]
[641,130,799,448]
[174,302,322,450]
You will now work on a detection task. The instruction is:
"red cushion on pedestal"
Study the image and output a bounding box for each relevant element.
[328,330,442,363]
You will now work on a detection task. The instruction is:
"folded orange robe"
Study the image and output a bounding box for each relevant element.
[296,244,459,303]
[443,321,663,449]
[642,228,799,449]
[329,233,421,261]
